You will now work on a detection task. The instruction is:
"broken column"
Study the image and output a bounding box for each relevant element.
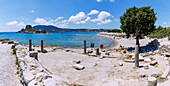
[135,45,139,67]
[96,48,100,55]
[84,40,86,54]
[29,39,32,51]
[41,40,43,52]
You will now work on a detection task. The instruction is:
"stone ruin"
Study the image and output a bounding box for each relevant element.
[127,39,160,53]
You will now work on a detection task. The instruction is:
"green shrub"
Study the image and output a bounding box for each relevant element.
[148,28,170,39]
[108,29,122,33]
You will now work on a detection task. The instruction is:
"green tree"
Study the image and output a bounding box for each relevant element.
[120,6,157,67]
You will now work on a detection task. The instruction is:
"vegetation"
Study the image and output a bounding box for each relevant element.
[148,26,170,40]
[11,45,17,54]
[120,6,157,67]
[108,29,122,33]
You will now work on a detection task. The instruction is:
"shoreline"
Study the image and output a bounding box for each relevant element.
[96,34,118,49]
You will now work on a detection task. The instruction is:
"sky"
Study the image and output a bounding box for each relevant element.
[0,0,170,32]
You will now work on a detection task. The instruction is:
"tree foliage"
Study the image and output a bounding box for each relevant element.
[108,29,122,33]
[120,6,157,39]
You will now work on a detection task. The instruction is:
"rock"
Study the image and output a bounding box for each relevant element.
[119,62,123,66]
[65,50,70,52]
[99,55,103,59]
[139,55,144,61]
[102,49,106,52]
[164,53,170,57]
[140,74,147,78]
[37,67,44,72]
[144,65,149,70]
[8,41,14,44]
[105,52,110,55]
[124,59,135,63]
[144,57,152,62]
[151,72,158,78]
[160,67,170,79]
[73,64,85,70]
[88,50,93,53]
[29,52,38,60]
[23,70,35,84]
[147,77,157,86]
[150,61,158,66]
[36,72,48,79]
[43,78,58,86]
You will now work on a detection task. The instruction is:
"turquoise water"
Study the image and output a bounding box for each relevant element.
[0,32,114,48]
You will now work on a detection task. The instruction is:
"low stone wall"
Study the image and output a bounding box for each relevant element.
[15,45,59,86]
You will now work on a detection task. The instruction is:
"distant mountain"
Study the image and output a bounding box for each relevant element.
[33,25,109,32]
[17,25,48,34]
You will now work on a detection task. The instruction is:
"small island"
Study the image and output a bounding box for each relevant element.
[17,25,48,34]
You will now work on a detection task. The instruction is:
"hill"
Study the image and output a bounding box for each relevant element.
[18,25,48,33]
[33,25,109,32]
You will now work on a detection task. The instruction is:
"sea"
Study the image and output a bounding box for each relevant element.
[0,32,114,48]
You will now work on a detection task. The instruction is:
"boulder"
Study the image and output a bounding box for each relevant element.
[37,67,44,72]
[43,78,58,86]
[139,55,144,61]
[73,64,85,70]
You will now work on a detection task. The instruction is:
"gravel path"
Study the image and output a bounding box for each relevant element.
[0,44,21,86]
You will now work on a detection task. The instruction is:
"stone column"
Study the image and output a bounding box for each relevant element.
[135,45,139,67]
[29,39,32,51]
[41,40,43,52]
[84,40,86,53]
[96,48,99,55]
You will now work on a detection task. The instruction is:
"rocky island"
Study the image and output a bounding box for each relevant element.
[17,25,48,34]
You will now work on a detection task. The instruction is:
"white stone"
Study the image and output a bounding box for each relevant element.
[139,55,144,61]
[23,70,35,84]
[73,64,85,70]
[43,78,58,86]
[147,77,157,86]
[144,57,152,62]
[119,62,123,66]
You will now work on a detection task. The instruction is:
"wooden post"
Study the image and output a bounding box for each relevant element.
[29,39,32,51]
[135,45,139,67]
[96,48,99,55]
[41,40,43,52]
[84,40,86,54]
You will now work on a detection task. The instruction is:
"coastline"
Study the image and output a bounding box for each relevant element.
[96,34,118,49]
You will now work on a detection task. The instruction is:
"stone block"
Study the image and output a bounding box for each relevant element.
[73,64,85,70]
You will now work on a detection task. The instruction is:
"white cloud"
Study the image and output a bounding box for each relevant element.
[97,0,115,2]
[68,12,86,22]
[6,21,18,26]
[17,22,26,27]
[34,18,47,24]
[163,22,167,25]
[97,19,112,25]
[109,0,115,2]
[114,18,119,22]
[98,11,111,21]
[88,10,99,15]
[31,10,34,13]
[97,0,102,2]
[68,12,87,24]
[85,17,91,22]
[55,17,64,21]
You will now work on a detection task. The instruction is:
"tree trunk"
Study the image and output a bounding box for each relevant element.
[135,27,139,67]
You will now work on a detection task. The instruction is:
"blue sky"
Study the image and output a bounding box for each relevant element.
[0,0,170,32]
